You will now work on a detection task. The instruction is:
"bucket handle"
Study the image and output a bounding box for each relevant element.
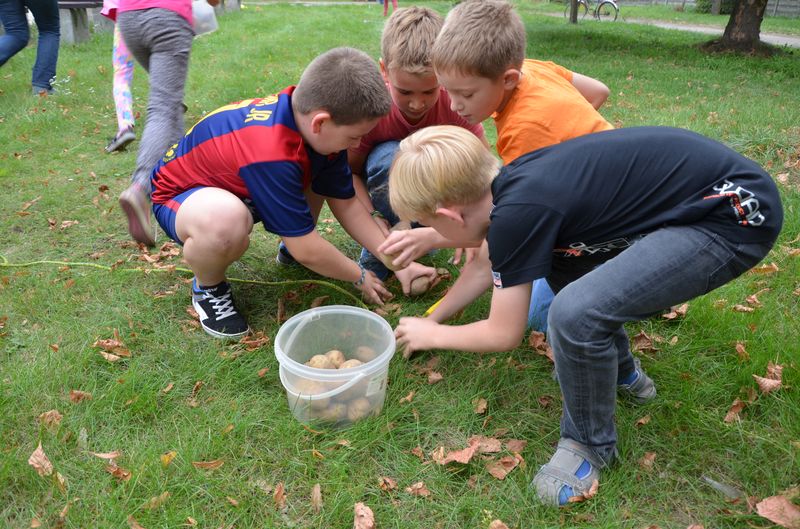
[279,364,368,401]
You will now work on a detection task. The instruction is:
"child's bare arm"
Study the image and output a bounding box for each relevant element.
[378,227,476,268]
[427,242,493,323]
[571,73,610,110]
[395,280,531,355]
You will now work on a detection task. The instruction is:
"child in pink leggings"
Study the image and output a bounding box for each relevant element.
[102,0,136,153]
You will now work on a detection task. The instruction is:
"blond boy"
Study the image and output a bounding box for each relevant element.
[346,6,488,279]
[149,47,435,339]
[381,125,781,505]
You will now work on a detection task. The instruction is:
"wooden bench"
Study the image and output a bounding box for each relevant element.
[58,0,106,44]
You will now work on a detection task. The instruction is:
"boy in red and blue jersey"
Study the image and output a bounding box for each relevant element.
[150,47,436,339]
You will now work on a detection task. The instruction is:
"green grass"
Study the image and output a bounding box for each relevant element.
[529,0,800,37]
[1,3,799,528]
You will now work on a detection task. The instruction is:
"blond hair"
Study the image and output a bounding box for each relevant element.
[389,126,499,220]
[432,0,525,79]
[293,47,391,125]
[382,6,444,75]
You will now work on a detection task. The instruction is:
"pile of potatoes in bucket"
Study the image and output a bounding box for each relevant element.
[293,346,381,424]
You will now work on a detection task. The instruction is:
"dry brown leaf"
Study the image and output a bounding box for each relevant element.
[192,459,224,470]
[160,451,177,468]
[39,409,63,429]
[506,439,527,453]
[127,515,146,529]
[399,390,415,404]
[405,481,431,497]
[257,367,269,378]
[99,351,122,362]
[639,451,657,471]
[226,496,239,507]
[30,516,42,528]
[724,398,747,423]
[635,415,652,427]
[185,517,198,526]
[28,443,53,477]
[161,382,174,394]
[311,483,323,513]
[473,397,488,414]
[733,304,755,313]
[434,443,479,465]
[538,395,554,408]
[567,479,599,503]
[353,502,376,529]
[735,342,750,361]
[273,481,286,510]
[631,331,659,353]
[427,371,443,384]
[411,446,425,462]
[90,450,121,460]
[142,491,170,510]
[753,375,782,394]
[662,303,689,320]
[69,390,92,403]
[686,524,705,529]
[239,331,270,350]
[485,454,523,480]
[310,296,330,308]
[751,262,780,275]
[106,461,132,481]
[756,495,800,529]
[746,294,763,307]
[767,362,784,381]
[379,476,398,491]
[528,330,555,363]
[489,521,510,529]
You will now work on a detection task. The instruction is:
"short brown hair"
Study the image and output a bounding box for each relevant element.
[293,47,391,125]
[432,0,526,79]
[389,125,499,221]
[382,6,444,75]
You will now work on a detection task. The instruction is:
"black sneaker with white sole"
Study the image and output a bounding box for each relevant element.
[191,279,250,339]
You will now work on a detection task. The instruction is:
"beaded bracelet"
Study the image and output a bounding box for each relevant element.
[370,209,384,219]
[353,264,367,287]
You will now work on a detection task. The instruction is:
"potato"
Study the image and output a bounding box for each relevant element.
[291,379,330,411]
[353,345,377,363]
[409,276,431,297]
[305,354,334,369]
[324,349,346,368]
[377,251,405,272]
[347,397,373,422]
[339,359,363,370]
[318,402,347,423]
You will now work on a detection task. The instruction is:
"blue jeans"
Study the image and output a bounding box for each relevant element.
[0,0,60,91]
[528,279,554,333]
[359,141,402,280]
[546,225,774,465]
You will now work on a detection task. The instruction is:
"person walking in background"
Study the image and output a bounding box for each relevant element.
[101,0,137,153]
[0,0,60,95]
[117,0,219,246]
[383,0,396,17]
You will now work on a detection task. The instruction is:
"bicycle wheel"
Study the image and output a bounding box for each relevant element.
[595,0,618,21]
[564,0,589,19]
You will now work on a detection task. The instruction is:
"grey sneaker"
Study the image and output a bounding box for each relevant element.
[106,126,136,153]
[119,185,155,247]
[618,357,656,404]
[275,242,298,266]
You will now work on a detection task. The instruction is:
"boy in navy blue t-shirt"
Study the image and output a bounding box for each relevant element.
[379,125,783,506]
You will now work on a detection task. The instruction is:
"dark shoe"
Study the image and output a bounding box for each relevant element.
[275,242,298,266]
[106,126,136,153]
[119,185,155,247]
[191,279,250,339]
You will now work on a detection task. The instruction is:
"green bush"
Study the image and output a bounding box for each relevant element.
[694,0,735,15]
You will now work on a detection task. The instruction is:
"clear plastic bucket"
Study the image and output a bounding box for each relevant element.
[274,305,396,427]
[192,0,218,37]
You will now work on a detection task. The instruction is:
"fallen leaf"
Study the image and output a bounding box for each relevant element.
[411,446,425,462]
[567,479,599,503]
[90,450,121,460]
[686,524,705,529]
[631,331,659,353]
[506,439,527,453]
[28,443,53,477]
[635,415,651,427]
[99,351,122,362]
[142,491,170,510]
[106,461,132,481]
[735,342,750,361]
[239,331,270,350]
[767,362,784,381]
[473,397,488,414]
[127,515,146,529]
[399,391,415,404]
[750,262,780,275]
[489,521,510,529]
[186,517,197,526]
[257,367,269,378]
[161,382,174,393]
[192,459,224,470]
[39,409,63,429]
[724,398,747,423]
[756,495,800,529]
[226,496,239,507]
[427,371,443,384]
[310,296,329,308]
[662,303,689,320]
[746,294,763,307]
[379,476,398,491]
[311,483,322,513]
[733,304,755,313]
[353,502,375,529]
[528,331,555,363]
[160,451,177,468]
[538,395,554,408]
[405,481,431,497]
[273,482,286,510]
[30,516,42,528]
[434,442,479,465]
[639,451,657,471]
[485,454,523,480]
[69,390,92,403]
[753,375,782,394]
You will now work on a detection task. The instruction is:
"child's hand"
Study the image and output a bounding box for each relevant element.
[449,247,480,266]
[394,262,437,296]
[377,229,434,269]
[395,316,440,358]
[357,270,393,305]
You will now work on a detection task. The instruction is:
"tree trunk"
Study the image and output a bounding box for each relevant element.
[719,0,768,50]
[569,0,578,24]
